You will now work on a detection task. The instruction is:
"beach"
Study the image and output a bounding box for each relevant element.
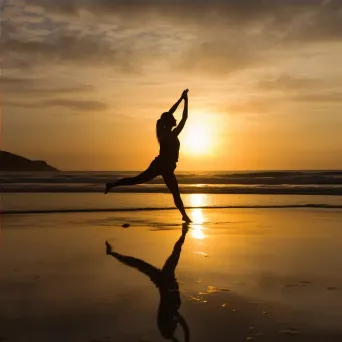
[1,206,342,342]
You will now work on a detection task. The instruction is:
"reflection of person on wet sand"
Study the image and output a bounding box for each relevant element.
[105,89,191,223]
[105,226,190,342]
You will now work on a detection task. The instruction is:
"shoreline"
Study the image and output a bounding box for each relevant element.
[2,204,342,215]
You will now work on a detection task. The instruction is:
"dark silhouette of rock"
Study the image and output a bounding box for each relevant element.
[0,151,58,171]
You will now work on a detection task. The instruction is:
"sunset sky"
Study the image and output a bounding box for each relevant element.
[2,0,342,171]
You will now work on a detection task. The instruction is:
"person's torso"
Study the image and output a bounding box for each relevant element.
[158,132,180,164]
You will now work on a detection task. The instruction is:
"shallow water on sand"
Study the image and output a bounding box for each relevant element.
[2,192,342,213]
[1,208,342,341]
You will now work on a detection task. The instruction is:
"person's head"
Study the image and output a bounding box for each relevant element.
[160,112,177,129]
[158,312,177,340]
[158,313,189,342]
[156,112,177,142]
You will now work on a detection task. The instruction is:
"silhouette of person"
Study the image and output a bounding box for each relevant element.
[105,225,190,342]
[105,89,191,222]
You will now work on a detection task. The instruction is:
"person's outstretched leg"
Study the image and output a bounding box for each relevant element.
[105,161,159,194]
[105,241,160,284]
[162,172,191,222]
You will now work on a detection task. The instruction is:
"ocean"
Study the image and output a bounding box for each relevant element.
[1,170,342,214]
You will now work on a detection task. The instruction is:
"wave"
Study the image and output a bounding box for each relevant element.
[3,204,342,215]
[1,170,342,195]
[1,184,342,195]
[1,170,342,185]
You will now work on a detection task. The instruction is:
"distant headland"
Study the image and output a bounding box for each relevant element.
[0,151,59,171]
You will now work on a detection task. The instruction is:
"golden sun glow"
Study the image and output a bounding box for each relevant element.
[182,116,215,155]
[191,208,207,240]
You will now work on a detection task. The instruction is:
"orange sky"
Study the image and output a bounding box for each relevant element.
[2,0,342,170]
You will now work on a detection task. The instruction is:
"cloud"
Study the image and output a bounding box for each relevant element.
[223,74,342,115]
[281,0,342,43]
[1,22,149,72]
[4,101,45,109]
[3,35,116,63]
[0,76,35,87]
[291,92,342,103]
[45,99,109,111]
[258,75,323,92]
[23,0,320,22]
[2,0,341,77]
[256,75,342,103]
[227,98,278,115]
[23,0,342,41]
[1,76,94,95]
[4,99,109,111]
[177,38,261,75]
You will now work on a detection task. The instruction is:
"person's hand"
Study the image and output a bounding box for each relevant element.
[181,89,189,100]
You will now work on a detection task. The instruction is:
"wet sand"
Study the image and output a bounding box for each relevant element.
[1,208,342,341]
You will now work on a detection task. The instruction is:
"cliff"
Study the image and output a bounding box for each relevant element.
[0,151,59,171]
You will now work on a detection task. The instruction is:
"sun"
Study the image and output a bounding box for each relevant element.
[182,121,214,155]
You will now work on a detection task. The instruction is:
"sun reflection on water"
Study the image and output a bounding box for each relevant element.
[189,194,209,240]
[190,194,208,207]
[191,226,206,240]
[191,208,206,240]
[192,208,204,224]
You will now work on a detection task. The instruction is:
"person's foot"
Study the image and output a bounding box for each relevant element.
[182,215,192,223]
[105,241,112,255]
[182,222,190,234]
[104,183,112,194]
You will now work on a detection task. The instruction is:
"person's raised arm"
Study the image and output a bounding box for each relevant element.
[173,89,188,136]
[168,95,183,115]
[178,314,190,342]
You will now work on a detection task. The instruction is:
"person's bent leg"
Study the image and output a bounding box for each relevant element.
[105,242,160,284]
[162,172,191,222]
[105,161,159,194]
